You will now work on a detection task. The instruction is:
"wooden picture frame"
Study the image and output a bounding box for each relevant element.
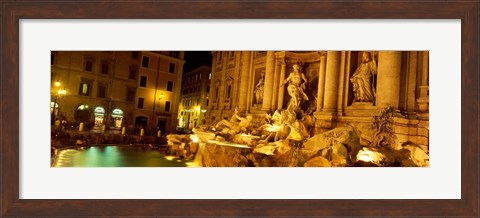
[1,1,478,217]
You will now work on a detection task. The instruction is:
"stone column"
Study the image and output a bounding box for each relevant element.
[218,52,226,110]
[406,51,418,113]
[322,51,341,112]
[276,58,287,110]
[209,52,217,110]
[376,51,402,109]
[315,54,327,112]
[238,51,251,112]
[262,51,275,111]
[271,59,280,110]
[336,51,347,113]
[417,51,429,112]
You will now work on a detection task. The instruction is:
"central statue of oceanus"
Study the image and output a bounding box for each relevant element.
[281,63,309,112]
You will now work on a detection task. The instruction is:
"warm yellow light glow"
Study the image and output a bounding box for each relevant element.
[190,134,199,143]
[57,89,67,95]
[165,156,176,161]
[356,148,386,163]
[159,92,164,100]
[266,124,281,132]
[55,80,60,87]
[357,152,375,162]
[207,140,252,149]
[186,162,199,167]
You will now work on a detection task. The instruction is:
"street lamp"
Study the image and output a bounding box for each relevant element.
[51,81,66,125]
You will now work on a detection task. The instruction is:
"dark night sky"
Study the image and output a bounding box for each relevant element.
[183,51,212,73]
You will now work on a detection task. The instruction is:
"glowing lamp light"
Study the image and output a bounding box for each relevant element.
[55,80,60,87]
[57,89,67,95]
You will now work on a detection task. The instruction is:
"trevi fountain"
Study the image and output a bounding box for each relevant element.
[168,51,429,167]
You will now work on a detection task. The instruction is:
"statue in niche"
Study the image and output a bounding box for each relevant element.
[350,52,377,103]
[281,64,309,112]
[254,71,265,104]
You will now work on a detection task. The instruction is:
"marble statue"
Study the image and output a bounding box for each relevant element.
[215,107,252,135]
[257,110,287,143]
[284,110,309,141]
[215,107,241,130]
[281,64,309,112]
[350,52,377,103]
[254,72,265,104]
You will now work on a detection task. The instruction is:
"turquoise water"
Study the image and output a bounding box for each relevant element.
[53,145,187,167]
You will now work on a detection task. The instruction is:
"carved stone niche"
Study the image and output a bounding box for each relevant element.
[224,77,234,110]
[227,52,236,69]
[251,68,265,108]
[349,51,378,106]
[215,51,223,71]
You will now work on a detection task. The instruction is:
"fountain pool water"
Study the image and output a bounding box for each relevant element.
[53,145,190,167]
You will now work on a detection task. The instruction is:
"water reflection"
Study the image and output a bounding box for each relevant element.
[54,145,187,167]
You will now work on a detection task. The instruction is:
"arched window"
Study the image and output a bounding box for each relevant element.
[93,107,105,129]
[75,104,91,122]
[111,108,124,129]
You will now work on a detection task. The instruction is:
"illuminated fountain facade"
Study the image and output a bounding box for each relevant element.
[167,51,430,167]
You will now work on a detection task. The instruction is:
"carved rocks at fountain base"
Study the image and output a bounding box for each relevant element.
[196,141,254,167]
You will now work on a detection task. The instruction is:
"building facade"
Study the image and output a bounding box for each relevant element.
[133,51,185,135]
[207,51,429,149]
[178,65,212,130]
[51,51,185,135]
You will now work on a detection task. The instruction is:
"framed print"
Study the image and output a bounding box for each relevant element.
[1,1,478,217]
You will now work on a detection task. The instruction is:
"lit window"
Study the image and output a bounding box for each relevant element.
[79,83,90,96]
[82,84,88,94]
[112,109,123,116]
